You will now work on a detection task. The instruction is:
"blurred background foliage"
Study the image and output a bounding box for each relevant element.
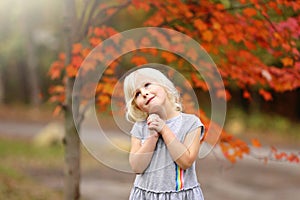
[0,1,299,199]
[0,0,299,137]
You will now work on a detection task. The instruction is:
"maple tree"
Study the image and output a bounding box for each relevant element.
[49,0,300,198]
[50,0,300,161]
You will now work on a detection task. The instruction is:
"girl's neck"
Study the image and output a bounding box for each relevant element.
[148,96,180,120]
[152,107,180,121]
[166,110,181,120]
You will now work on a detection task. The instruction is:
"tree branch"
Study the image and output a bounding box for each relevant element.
[91,0,131,26]
[77,0,99,42]
[76,99,95,126]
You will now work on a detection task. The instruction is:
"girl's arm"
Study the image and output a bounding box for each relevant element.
[129,133,159,174]
[160,126,202,170]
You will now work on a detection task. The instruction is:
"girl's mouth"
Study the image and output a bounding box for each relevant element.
[146,96,155,105]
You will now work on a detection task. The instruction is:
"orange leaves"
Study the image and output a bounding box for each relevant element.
[89,37,102,47]
[219,125,300,164]
[72,43,82,54]
[48,26,122,112]
[49,61,64,80]
[140,37,151,46]
[217,89,231,101]
[251,138,262,148]
[191,73,209,91]
[271,147,300,163]
[93,27,105,37]
[161,51,177,63]
[243,40,257,50]
[243,7,257,17]
[220,133,250,163]
[232,31,244,43]
[96,75,117,111]
[281,57,294,67]
[83,59,97,73]
[52,105,63,117]
[144,13,165,26]
[45,1,300,166]
[259,89,272,101]
[202,30,213,42]
[49,53,65,80]
[66,65,78,78]
[212,22,221,30]
[186,48,198,62]
[48,85,65,105]
[243,90,251,100]
[148,28,170,48]
[96,94,111,108]
[71,55,83,68]
[286,153,300,163]
[49,85,65,94]
[53,26,122,79]
[194,19,207,31]
[90,26,117,38]
[131,55,148,66]
[122,39,136,53]
[131,0,151,11]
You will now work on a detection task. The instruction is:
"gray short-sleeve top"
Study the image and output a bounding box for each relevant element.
[130,112,205,193]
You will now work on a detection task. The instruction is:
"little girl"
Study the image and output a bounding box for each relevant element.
[123,67,205,200]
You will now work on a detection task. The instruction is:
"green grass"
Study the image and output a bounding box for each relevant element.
[0,137,64,200]
[0,137,63,159]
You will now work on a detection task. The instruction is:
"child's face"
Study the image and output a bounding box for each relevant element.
[133,79,169,114]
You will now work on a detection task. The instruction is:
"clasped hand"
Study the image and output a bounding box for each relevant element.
[147,114,165,133]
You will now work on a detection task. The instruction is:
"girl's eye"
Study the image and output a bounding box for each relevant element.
[135,91,141,98]
[144,83,151,88]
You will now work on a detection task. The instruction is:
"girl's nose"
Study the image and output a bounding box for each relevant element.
[140,88,149,98]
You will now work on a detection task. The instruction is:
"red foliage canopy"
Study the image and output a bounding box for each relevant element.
[49,0,300,163]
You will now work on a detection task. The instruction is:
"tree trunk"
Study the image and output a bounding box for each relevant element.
[64,78,81,200]
[0,67,4,104]
[24,32,41,106]
[63,0,81,199]
[20,1,41,106]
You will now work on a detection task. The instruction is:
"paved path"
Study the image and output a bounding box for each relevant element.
[1,120,299,200]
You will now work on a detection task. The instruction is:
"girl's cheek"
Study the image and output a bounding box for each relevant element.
[136,102,146,112]
[136,101,142,109]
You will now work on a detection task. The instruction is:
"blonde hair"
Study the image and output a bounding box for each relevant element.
[123,67,182,122]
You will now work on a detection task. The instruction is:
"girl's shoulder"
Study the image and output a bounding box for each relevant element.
[180,113,205,136]
[181,112,200,122]
[131,120,147,130]
[130,120,148,139]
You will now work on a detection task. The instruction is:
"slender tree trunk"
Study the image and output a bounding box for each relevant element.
[0,67,4,104]
[63,0,81,199]
[24,32,41,106]
[21,1,41,106]
[64,78,81,200]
